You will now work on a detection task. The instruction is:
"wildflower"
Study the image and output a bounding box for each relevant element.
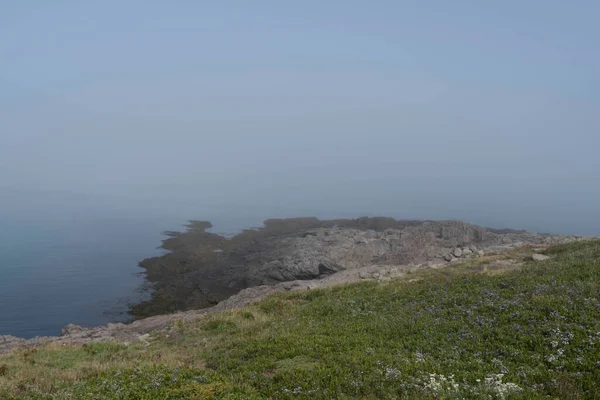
[546,354,557,362]
[484,374,522,400]
[385,367,401,381]
[415,351,425,363]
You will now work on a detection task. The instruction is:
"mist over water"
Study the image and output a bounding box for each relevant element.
[2,2,600,336]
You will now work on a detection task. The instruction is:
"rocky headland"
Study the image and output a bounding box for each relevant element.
[0,217,587,354]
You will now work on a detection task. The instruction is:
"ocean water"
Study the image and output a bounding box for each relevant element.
[0,216,179,339]
[0,210,269,339]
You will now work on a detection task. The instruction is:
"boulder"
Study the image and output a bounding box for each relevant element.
[0,335,26,354]
[453,248,463,257]
[358,271,370,279]
[282,281,300,290]
[137,333,150,342]
[462,248,473,255]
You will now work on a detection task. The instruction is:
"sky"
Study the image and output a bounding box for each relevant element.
[1,1,599,234]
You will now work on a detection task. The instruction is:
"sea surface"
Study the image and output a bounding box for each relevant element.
[0,215,186,339]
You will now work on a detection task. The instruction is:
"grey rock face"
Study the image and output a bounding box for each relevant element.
[358,271,370,279]
[61,324,84,336]
[282,281,300,290]
[251,220,562,283]
[0,335,25,354]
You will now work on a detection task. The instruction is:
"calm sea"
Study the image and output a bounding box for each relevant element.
[0,216,181,339]
[0,211,266,339]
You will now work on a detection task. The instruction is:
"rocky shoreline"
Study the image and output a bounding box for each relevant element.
[0,218,588,354]
[130,217,573,317]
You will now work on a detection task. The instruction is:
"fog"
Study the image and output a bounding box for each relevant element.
[2,2,599,234]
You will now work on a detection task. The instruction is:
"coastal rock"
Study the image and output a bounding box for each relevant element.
[117,218,566,319]
[427,261,446,269]
[137,333,150,343]
[0,335,25,353]
[61,324,84,336]
[282,281,300,290]
[358,271,370,279]
[532,254,551,262]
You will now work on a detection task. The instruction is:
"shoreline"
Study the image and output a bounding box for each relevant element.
[1,216,591,354]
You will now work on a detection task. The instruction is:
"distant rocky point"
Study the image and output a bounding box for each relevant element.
[130,217,578,317]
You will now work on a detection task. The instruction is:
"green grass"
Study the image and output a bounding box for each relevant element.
[2,241,600,399]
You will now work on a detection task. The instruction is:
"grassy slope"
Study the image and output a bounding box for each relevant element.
[1,241,600,399]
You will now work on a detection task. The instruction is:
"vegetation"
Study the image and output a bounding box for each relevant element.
[2,241,600,399]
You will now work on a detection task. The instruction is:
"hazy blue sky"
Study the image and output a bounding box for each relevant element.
[1,1,599,234]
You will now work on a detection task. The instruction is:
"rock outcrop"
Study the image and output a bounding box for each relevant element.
[131,217,579,317]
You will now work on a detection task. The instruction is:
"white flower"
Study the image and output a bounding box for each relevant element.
[385,367,401,381]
